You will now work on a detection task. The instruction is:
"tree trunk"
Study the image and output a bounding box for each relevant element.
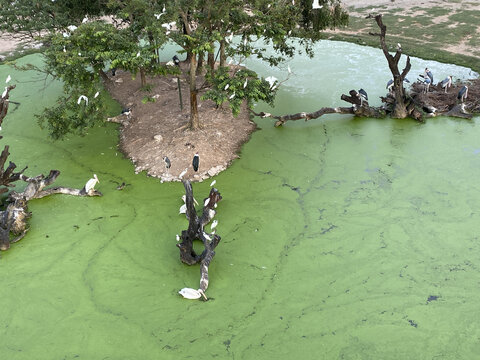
[98,69,110,83]
[189,54,200,130]
[197,52,204,75]
[219,40,226,67]
[207,42,215,71]
[140,68,147,87]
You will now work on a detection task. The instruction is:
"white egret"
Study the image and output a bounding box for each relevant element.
[5,75,11,84]
[67,25,77,32]
[77,95,88,105]
[176,234,180,242]
[1,87,7,98]
[82,16,88,23]
[224,84,229,90]
[94,91,100,98]
[85,174,99,194]
[265,76,277,89]
[179,168,188,179]
[243,79,248,88]
[229,92,235,99]
[312,0,323,9]
[179,204,187,214]
[178,288,202,300]
[204,198,210,207]
[211,220,218,230]
[210,180,216,187]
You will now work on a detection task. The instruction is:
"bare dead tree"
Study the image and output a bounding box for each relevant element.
[0,84,102,253]
[177,180,222,299]
[368,14,411,118]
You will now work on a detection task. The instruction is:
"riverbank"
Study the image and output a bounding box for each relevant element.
[326,0,480,74]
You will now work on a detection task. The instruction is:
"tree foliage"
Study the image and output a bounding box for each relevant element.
[1,0,349,137]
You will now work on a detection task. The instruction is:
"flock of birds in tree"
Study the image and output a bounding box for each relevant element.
[354,66,469,107]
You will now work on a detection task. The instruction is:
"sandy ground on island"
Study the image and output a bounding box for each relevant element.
[104,66,256,183]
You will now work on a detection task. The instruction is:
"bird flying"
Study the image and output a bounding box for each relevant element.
[5,75,11,84]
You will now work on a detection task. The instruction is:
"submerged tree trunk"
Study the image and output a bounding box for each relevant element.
[189,54,200,130]
[177,180,222,299]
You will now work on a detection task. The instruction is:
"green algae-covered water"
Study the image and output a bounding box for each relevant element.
[1,41,480,359]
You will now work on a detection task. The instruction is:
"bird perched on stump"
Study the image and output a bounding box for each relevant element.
[358,88,368,106]
[192,153,199,172]
[457,85,468,102]
[163,156,171,169]
[440,76,452,93]
[85,174,99,194]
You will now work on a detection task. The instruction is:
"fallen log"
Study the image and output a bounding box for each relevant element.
[177,180,222,300]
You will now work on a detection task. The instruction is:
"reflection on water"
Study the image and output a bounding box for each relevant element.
[1,41,480,359]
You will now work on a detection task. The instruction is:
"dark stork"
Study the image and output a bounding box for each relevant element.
[423,77,432,94]
[386,79,394,92]
[192,153,199,172]
[440,76,453,93]
[121,107,131,117]
[457,85,468,102]
[163,156,171,169]
[358,88,368,106]
[173,55,180,66]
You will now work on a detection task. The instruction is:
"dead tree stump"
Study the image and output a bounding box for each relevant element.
[177,180,222,299]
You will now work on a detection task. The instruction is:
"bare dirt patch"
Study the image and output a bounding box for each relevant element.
[105,66,257,183]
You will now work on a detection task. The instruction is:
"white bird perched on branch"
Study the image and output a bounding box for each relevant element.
[179,204,187,214]
[77,95,88,105]
[179,168,188,179]
[265,76,277,89]
[1,87,7,99]
[312,0,323,9]
[85,174,99,194]
[211,220,218,230]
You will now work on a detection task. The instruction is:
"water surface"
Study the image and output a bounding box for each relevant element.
[1,41,479,359]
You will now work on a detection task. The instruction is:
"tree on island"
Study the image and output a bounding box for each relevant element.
[0,0,348,137]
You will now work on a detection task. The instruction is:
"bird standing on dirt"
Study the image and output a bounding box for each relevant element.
[192,153,199,172]
[163,156,171,169]
[457,85,468,102]
[440,76,453,93]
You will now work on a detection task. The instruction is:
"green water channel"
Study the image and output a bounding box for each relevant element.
[1,41,480,359]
